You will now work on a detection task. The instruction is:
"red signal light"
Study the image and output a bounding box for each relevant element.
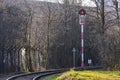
[81,11,84,14]
[79,9,86,15]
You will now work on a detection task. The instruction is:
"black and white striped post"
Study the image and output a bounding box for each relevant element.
[79,9,86,68]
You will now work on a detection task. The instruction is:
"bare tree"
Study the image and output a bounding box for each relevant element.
[112,0,120,26]
[20,0,35,72]
[0,1,27,73]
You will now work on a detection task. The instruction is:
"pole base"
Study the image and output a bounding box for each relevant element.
[81,61,84,68]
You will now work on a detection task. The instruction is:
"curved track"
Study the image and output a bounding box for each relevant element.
[6,66,104,80]
[6,69,69,80]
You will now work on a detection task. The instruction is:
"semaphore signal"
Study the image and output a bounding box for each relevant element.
[79,9,86,68]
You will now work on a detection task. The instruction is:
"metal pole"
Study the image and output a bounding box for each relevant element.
[73,52,75,68]
[72,48,76,68]
[81,24,84,67]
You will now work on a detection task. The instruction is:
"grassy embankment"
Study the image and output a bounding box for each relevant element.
[44,70,120,80]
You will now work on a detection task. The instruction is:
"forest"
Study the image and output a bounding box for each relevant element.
[0,0,120,74]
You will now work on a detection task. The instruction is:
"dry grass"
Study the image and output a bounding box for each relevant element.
[56,69,120,80]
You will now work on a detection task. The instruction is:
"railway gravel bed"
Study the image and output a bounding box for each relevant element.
[0,73,23,80]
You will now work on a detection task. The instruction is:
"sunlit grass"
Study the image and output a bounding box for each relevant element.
[56,70,120,80]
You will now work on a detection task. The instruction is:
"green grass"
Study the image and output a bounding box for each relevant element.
[44,70,120,80]
[43,74,61,80]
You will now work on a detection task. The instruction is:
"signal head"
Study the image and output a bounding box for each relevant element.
[79,9,86,15]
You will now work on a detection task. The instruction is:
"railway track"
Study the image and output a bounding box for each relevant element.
[6,66,104,80]
[6,69,69,80]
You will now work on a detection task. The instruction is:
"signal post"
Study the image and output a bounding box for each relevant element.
[79,9,86,68]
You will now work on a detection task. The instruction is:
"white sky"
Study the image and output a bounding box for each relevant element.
[81,0,96,7]
[35,0,96,7]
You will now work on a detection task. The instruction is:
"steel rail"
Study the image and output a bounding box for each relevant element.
[33,69,69,80]
[6,69,70,80]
